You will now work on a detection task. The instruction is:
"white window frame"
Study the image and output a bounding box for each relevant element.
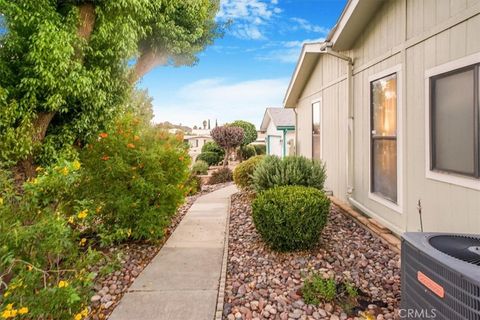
[425,52,480,191]
[311,98,323,160]
[368,64,404,214]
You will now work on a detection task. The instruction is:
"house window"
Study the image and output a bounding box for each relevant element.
[371,73,398,203]
[430,64,479,178]
[312,101,321,160]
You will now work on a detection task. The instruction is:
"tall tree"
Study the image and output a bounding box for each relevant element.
[0,0,221,176]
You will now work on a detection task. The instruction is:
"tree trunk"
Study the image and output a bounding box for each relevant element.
[223,148,229,167]
[77,2,96,41]
[130,50,168,83]
[14,112,56,180]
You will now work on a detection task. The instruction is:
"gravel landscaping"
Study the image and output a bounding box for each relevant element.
[87,182,232,320]
[223,192,400,320]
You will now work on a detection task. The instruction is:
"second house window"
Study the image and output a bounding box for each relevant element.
[371,73,398,203]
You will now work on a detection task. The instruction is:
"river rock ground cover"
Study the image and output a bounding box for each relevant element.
[87,182,232,320]
[223,192,400,320]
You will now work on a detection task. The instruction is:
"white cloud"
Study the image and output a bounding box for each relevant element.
[290,17,330,34]
[217,0,281,40]
[256,37,325,63]
[152,77,289,127]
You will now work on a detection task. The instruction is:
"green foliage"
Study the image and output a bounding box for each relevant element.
[252,156,327,192]
[253,144,266,155]
[302,275,337,304]
[208,167,233,185]
[0,0,221,166]
[77,115,190,245]
[230,120,257,146]
[191,160,209,175]
[237,145,256,161]
[201,141,225,158]
[184,173,202,196]
[196,151,221,166]
[0,167,99,320]
[302,274,360,308]
[252,186,330,251]
[233,156,264,190]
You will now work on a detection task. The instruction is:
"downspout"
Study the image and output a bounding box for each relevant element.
[293,109,298,156]
[282,129,287,158]
[321,43,354,198]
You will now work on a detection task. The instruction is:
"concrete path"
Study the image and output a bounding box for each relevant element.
[109,185,237,320]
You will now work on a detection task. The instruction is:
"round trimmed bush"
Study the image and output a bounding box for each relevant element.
[191,160,209,175]
[252,186,330,251]
[252,155,326,192]
[233,155,264,189]
[196,151,221,166]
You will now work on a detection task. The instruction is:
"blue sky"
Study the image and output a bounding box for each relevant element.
[139,0,347,128]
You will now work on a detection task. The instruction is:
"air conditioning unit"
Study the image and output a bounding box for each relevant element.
[401,233,480,320]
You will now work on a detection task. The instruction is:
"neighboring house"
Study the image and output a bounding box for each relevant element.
[260,108,295,158]
[184,135,213,160]
[284,0,480,235]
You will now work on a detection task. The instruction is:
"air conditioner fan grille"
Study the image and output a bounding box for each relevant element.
[429,235,480,266]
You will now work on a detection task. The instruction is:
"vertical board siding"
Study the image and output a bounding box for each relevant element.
[293,0,480,233]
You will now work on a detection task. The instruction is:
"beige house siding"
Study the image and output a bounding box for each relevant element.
[292,0,480,235]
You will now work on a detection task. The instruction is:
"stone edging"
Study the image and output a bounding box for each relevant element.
[214,193,233,320]
[329,196,401,253]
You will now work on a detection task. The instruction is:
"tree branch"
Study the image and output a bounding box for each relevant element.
[130,50,168,84]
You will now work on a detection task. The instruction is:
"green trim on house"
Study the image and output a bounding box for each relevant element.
[277,125,295,130]
[282,129,287,158]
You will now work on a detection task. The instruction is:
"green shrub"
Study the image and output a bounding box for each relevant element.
[185,173,202,196]
[302,275,337,304]
[253,144,266,155]
[78,116,190,245]
[252,156,326,192]
[0,167,99,320]
[237,145,256,161]
[229,120,257,146]
[233,155,264,189]
[201,141,225,157]
[191,160,209,175]
[208,167,233,185]
[197,151,222,166]
[252,186,330,251]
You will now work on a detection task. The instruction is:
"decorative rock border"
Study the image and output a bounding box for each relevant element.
[329,197,401,253]
[214,193,233,320]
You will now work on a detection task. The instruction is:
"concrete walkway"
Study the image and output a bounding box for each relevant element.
[109,185,237,320]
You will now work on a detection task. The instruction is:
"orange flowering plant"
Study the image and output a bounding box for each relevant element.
[77,115,190,245]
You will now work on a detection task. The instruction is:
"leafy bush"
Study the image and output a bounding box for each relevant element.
[253,144,266,155]
[184,174,202,196]
[201,141,225,158]
[191,160,209,175]
[0,166,99,320]
[252,156,326,192]
[252,186,330,251]
[302,275,337,304]
[233,155,264,190]
[237,145,256,161]
[196,151,222,166]
[208,167,233,185]
[77,116,190,245]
